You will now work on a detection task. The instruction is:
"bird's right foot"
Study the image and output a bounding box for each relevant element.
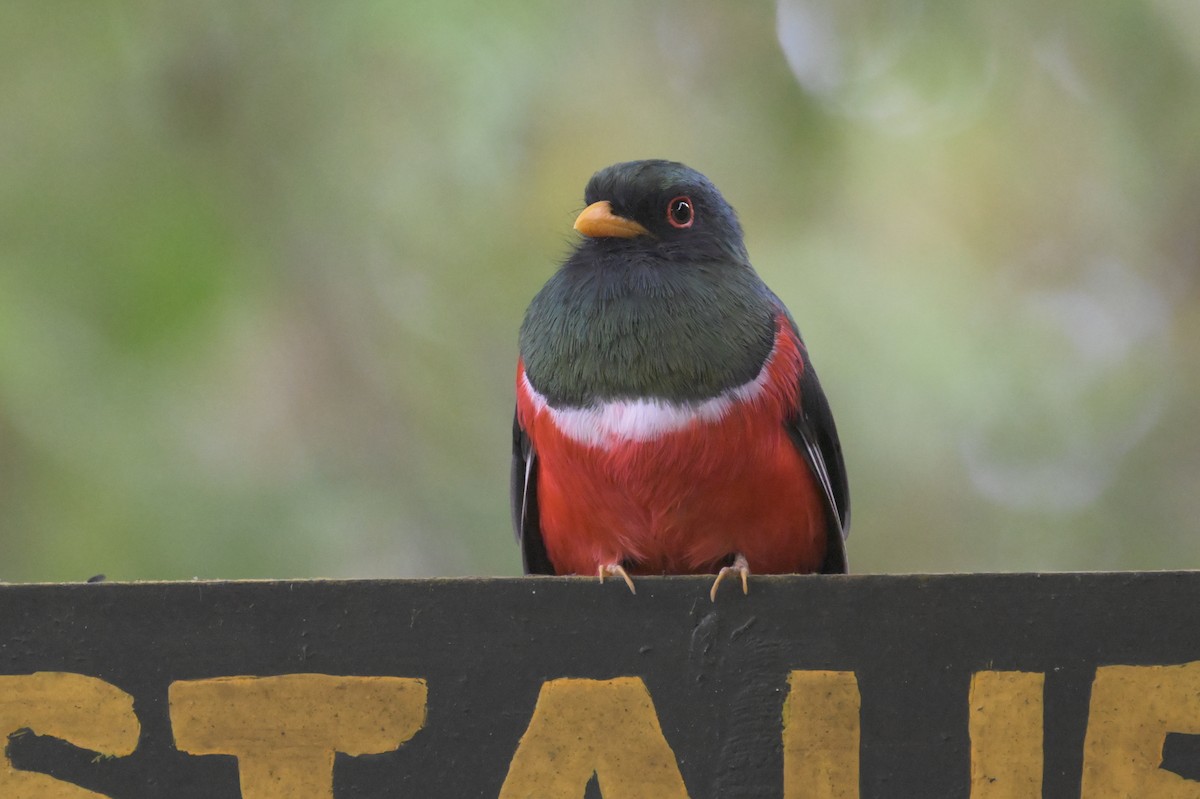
[598,563,637,594]
[710,553,751,601]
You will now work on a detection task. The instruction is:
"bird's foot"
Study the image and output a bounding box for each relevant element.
[598,562,637,594]
[709,553,750,602]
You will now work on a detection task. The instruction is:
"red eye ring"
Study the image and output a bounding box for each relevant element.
[666,196,694,228]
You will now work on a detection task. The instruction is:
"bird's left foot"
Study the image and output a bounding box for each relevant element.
[709,553,750,602]
[598,562,637,594]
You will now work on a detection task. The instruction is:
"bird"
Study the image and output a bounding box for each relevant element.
[511,160,849,599]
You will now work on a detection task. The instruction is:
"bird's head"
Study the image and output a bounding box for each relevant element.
[573,160,749,264]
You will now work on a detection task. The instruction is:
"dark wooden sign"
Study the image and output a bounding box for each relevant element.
[3,573,1200,797]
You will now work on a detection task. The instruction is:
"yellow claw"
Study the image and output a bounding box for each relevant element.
[598,563,637,595]
[709,554,751,602]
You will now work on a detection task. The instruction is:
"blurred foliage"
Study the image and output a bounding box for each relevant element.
[1,0,1198,581]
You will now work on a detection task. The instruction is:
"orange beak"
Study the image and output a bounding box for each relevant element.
[573,201,649,239]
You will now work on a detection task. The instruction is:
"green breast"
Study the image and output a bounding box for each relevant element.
[520,252,776,408]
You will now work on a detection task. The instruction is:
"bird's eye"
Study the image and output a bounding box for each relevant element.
[666,196,694,229]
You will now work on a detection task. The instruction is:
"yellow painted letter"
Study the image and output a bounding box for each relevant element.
[0,672,139,799]
[969,671,1044,798]
[782,670,860,799]
[1082,662,1200,798]
[499,676,690,799]
[169,674,426,799]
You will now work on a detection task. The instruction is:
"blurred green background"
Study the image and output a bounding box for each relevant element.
[2,1,1198,582]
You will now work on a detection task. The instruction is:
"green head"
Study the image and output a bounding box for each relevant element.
[520,160,776,407]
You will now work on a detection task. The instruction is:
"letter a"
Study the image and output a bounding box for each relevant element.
[499,677,690,799]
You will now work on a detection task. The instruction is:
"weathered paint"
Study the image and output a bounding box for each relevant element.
[499,677,689,798]
[968,671,1044,798]
[0,672,138,798]
[170,674,427,799]
[782,670,860,799]
[1081,663,1200,798]
[1,573,1200,796]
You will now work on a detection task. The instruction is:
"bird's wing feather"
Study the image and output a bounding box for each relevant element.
[781,318,851,574]
[511,410,554,574]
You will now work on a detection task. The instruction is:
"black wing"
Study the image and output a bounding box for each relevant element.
[511,410,554,574]
[786,338,851,574]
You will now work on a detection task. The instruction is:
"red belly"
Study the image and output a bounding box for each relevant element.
[524,398,828,576]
